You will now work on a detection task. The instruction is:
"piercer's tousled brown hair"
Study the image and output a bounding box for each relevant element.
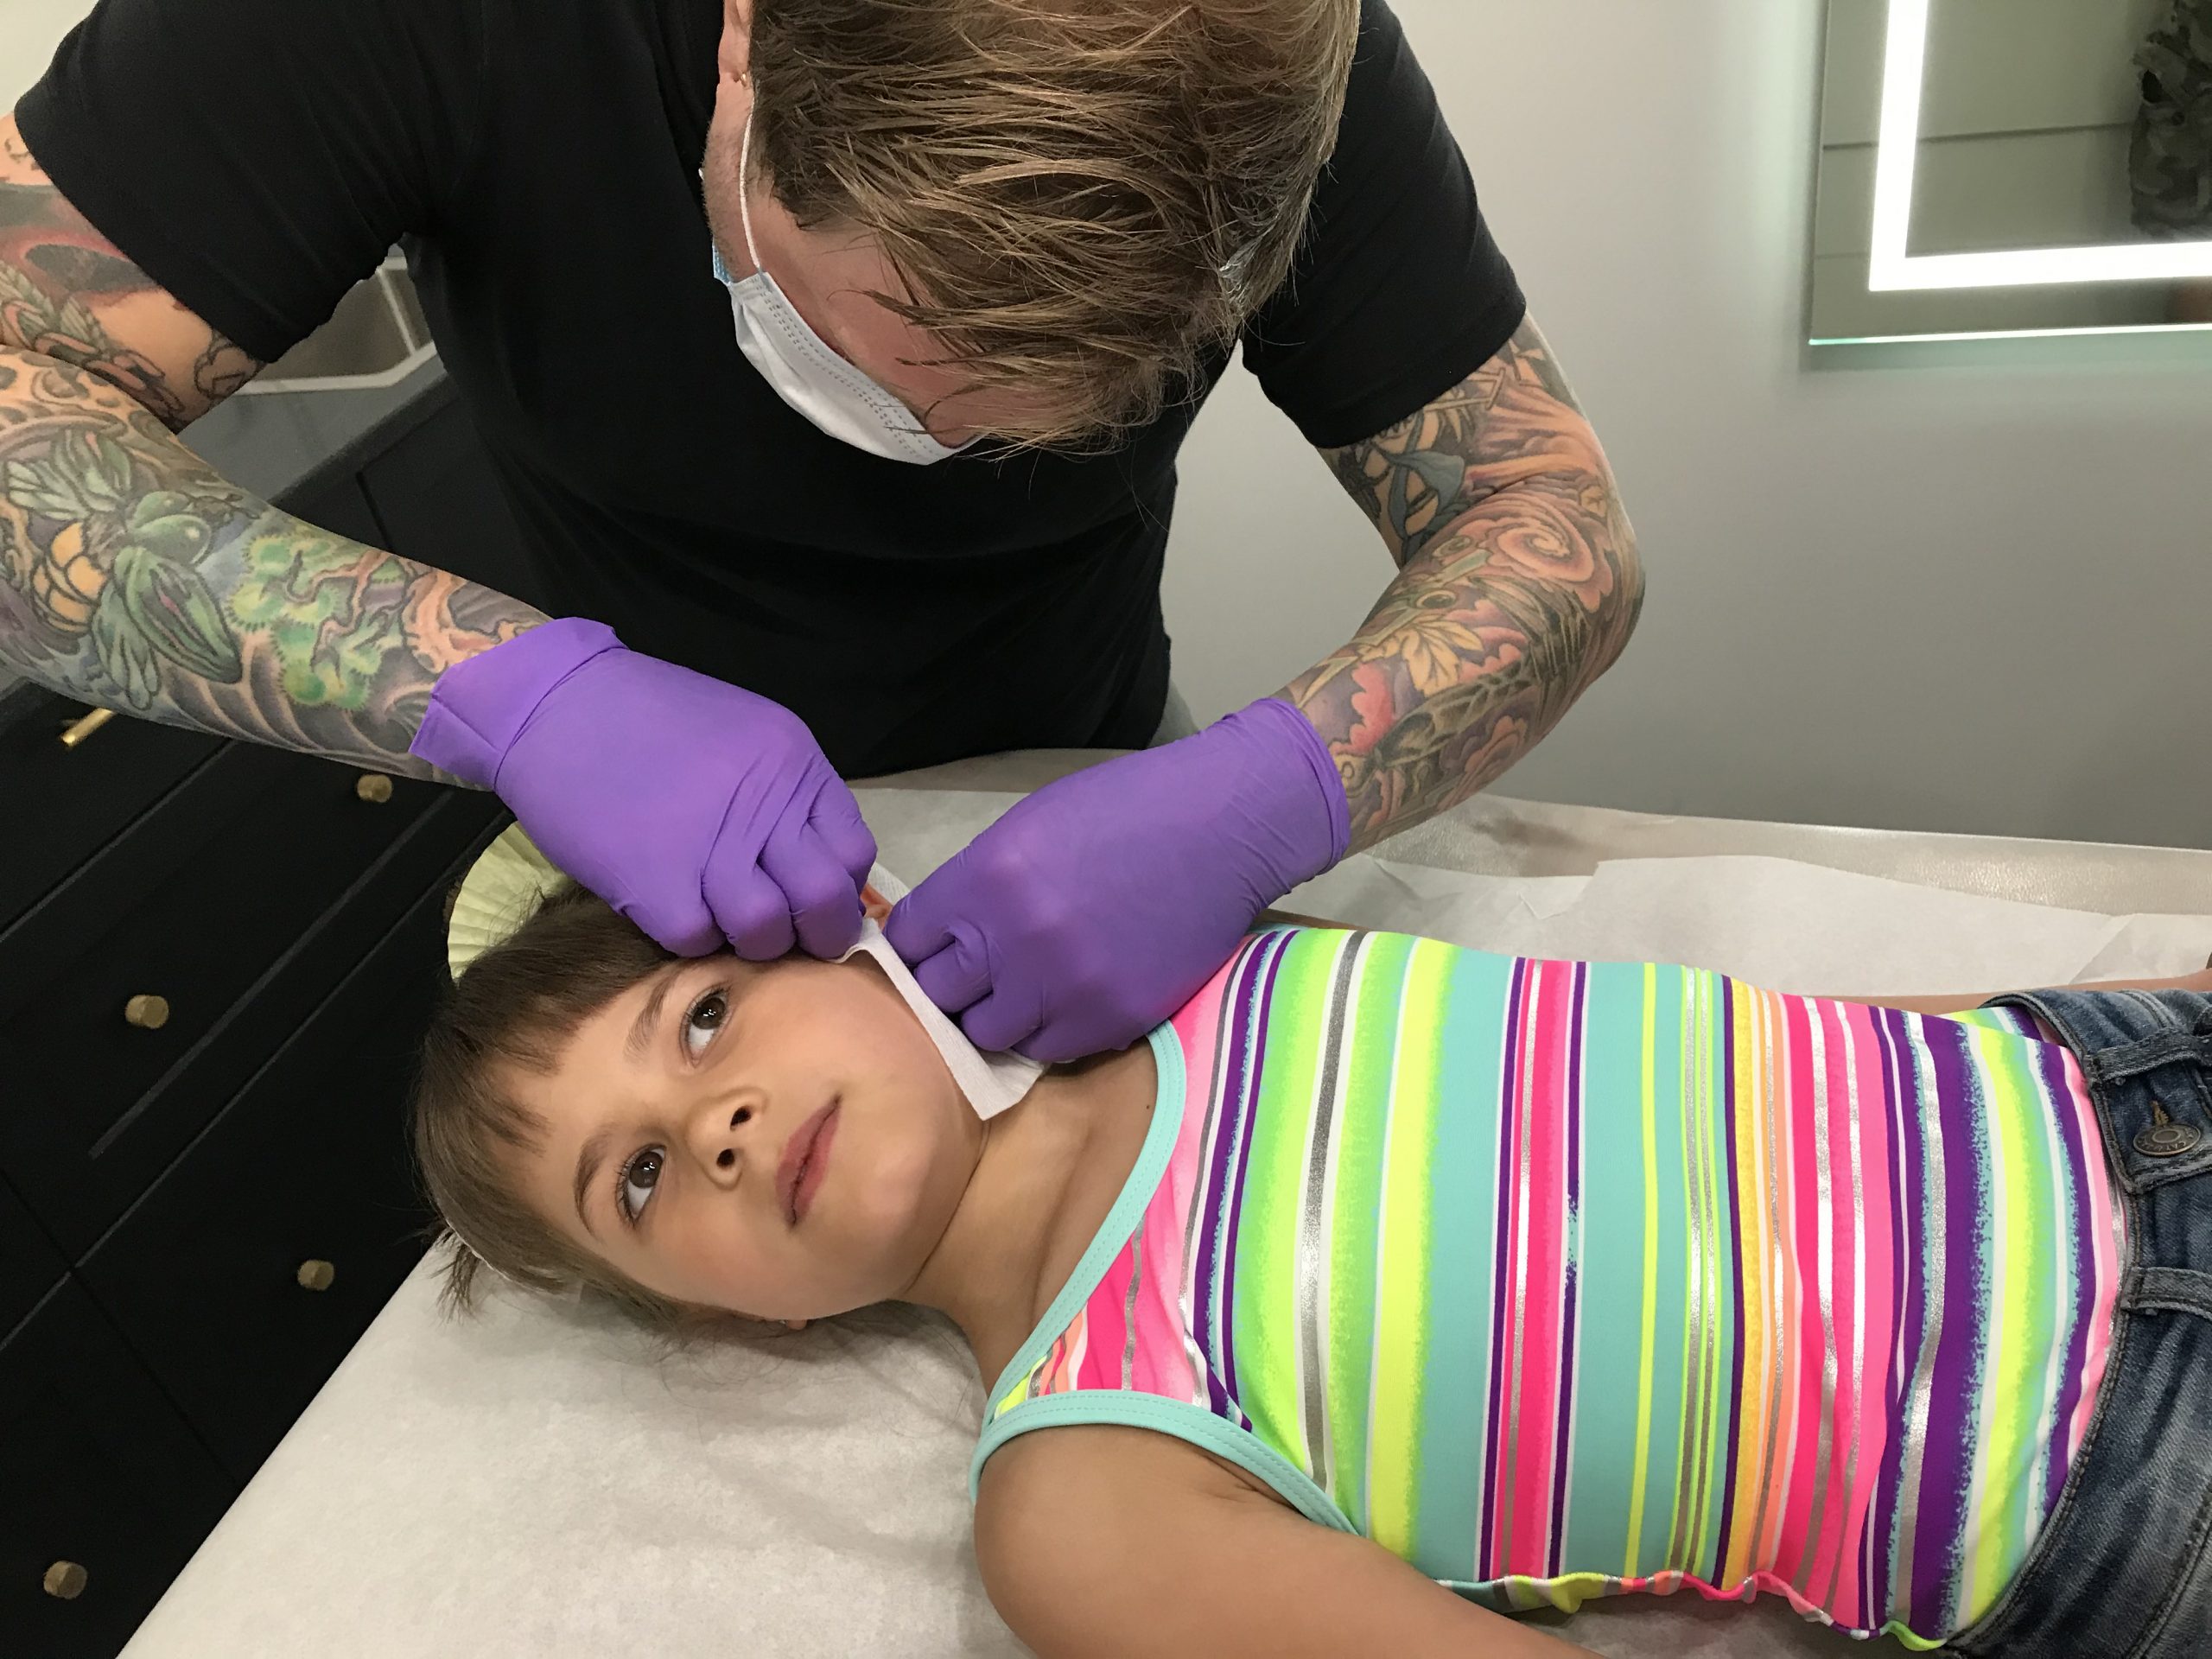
[744,0,1363,446]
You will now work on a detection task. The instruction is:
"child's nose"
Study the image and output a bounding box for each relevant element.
[688,1094,764,1182]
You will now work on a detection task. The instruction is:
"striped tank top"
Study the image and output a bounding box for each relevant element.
[971,927,2126,1648]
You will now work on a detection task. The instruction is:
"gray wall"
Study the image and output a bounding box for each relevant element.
[1162,0,2212,849]
[3,1,86,104]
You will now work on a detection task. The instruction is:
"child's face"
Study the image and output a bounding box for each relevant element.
[504,949,977,1323]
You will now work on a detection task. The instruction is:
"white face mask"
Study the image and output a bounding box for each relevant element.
[715,112,977,465]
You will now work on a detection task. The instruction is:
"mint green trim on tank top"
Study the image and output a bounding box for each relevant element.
[973,1025,1186,1436]
[974,1390,1357,1535]
[966,1020,1357,1536]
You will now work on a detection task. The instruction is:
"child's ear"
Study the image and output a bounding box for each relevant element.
[732,1313,810,1335]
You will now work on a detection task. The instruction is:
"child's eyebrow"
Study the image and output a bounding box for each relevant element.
[573,969,685,1237]
[573,1128,613,1237]
[626,969,681,1061]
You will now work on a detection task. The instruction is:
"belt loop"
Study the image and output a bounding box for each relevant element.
[2127,1264,2212,1324]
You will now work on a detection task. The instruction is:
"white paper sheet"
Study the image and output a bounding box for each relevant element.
[123,790,2212,1659]
[1287,851,2212,993]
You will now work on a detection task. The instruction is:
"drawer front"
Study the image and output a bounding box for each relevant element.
[0,762,504,1255]
[0,1175,65,1344]
[0,685,223,935]
[81,848,487,1484]
[0,1277,234,1659]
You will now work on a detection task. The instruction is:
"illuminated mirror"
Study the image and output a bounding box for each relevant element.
[1810,0,2212,343]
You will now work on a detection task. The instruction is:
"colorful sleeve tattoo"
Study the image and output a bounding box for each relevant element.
[0,116,544,776]
[1284,317,1644,849]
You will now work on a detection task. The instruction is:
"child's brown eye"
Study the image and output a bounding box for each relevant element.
[619,1147,664,1223]
[682,989,729,1058]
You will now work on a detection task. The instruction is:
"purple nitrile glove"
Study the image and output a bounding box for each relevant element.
[410,618,877,959]
[884,696,1351,1063]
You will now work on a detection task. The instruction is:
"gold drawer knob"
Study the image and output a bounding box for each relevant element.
[296,1259,336,1292]
[355,772,395,804]
[124,994,171,1030]
[57,707,117,749]
[43,1560,87,1599]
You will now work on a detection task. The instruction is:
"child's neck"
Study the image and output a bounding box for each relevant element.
[900,1038,1161,1384]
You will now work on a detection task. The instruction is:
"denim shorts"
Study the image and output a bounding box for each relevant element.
[1949,987,2212,1658]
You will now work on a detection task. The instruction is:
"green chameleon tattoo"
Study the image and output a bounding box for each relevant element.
[0,356,543,772]
[0,115,544,772]
[0,307,542,773]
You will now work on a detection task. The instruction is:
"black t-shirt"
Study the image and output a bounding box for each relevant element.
[18,0,1522,776]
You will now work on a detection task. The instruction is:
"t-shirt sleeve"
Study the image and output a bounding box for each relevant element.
[1240,0,1526,450]
[14,0,487,365]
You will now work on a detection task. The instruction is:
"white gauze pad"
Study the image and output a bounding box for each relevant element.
[846,865,1043,1121]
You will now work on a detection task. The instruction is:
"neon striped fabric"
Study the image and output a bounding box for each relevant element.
[972,927,2125,1647]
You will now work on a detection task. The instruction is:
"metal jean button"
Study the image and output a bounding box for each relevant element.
[2134,1101,2203,1160]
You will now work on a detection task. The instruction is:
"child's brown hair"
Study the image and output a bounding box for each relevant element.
[412,880,707,1326]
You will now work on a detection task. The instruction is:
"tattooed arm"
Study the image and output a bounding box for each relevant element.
[1281,316,1643,850]
[0,112,544,777]
[0,113,254,430]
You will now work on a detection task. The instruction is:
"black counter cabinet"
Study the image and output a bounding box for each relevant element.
[0,369,521,1657]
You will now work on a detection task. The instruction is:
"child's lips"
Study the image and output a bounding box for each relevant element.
[776,1100,839,1226]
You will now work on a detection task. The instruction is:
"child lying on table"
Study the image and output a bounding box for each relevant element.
[414,862,2212,1659]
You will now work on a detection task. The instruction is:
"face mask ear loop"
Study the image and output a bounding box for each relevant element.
[737,108,765,273]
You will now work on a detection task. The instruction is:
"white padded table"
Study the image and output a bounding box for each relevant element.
[871,752,2212,918]
[120,755,2212,1659]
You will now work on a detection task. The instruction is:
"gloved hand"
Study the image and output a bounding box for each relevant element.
[410,618,876,958]
[885,696,1350,1062]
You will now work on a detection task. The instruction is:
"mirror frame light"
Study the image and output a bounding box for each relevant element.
[1869,0,2212,292]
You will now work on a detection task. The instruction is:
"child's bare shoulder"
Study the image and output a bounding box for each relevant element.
[978,1421,1281,1527]
[974,1426,1547,1657]
[974,1427,1291,1652]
